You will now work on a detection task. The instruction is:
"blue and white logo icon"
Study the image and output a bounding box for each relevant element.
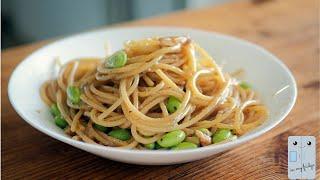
[288,136,316,179]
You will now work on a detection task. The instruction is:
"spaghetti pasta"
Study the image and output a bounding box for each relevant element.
[40,36,268,150]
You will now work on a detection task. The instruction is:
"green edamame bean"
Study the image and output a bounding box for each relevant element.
[185,136,200,146]
[105,50,127,68]
[93,123,109,133]
[108,129,131,141]
[67,86,81,104]
[144,142,155,150]
[155,142,162,149]
[239,81,250,89]
[172,142,197,150]
[50,103,61,117]
[166,96,181,114]
[54,116,68,129]
[212,129,232,143]
[157,130,186,148]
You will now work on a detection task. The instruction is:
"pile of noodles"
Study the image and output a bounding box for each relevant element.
[40,36,268,149]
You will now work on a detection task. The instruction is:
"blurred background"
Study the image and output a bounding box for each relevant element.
[2,0,234,49]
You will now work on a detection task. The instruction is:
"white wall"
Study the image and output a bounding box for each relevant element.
[186,0,234,9]
[8,0,110,41]
[3,0,234,43]
[132,0,179,19]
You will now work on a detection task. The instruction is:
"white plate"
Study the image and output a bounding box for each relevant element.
[8,27,297,165]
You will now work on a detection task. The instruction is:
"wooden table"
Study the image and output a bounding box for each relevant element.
[2,0,319,179]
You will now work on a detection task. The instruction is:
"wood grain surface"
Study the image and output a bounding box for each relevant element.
[2,0,319,179]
